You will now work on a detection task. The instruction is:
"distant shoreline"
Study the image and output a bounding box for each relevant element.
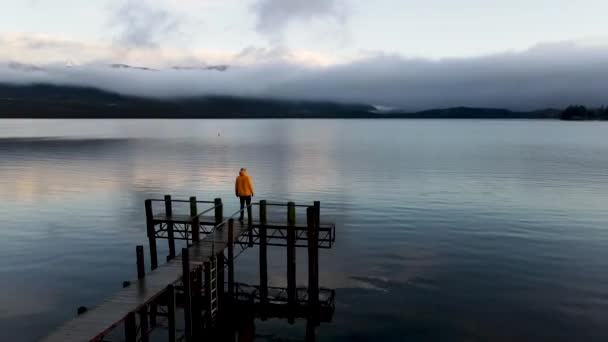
[1,83,601,120]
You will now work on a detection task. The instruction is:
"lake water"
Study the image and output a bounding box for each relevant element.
[1,119,608,341]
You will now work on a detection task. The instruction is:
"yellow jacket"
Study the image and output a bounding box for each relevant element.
[235,170,254,197]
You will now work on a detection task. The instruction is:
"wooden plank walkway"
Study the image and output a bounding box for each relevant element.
[41,220,250,342]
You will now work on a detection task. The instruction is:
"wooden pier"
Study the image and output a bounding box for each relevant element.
[42,196,336,342]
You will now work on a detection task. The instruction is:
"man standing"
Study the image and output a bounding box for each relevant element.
[235,168,254,222]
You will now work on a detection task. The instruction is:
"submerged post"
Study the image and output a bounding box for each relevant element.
[216,250,225,313]
[167,285,176,342]
[227,219,235,300]
[192,267,203,339]
[165,195,176,260]
[136,245,145,280]
[204,260,212,325]
[307,207,319,310]
[248,201,254,247]
[314,201,320,230]
[259,200,268,306]
[124,311,136,342]
[144,200,158,270]
[287,201,296,322]
[139,305,149,342]
[182,248,192,341]
[214,198,223,226]
[190,196,199,243]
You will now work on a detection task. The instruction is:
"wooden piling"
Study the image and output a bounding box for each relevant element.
[190,196,199,243]
[216,251,225,313]
[139,306,149,342]
[248,202,254,247]
[305,317,318,342]
[259,200,268,305]
[167,285,176,342]
[136,245,145,280]
[149,304,157,328]
[287,201,296,322]
[203,260,212,325]
[182,248,192,341]
[144,200,158,270]
[314,201,320,230]
[124,311,136,342]
[165,195,176,260]
[214,198,223,226]
[227,219,235,300]
[192,267,203,339]
[307,207,319,310]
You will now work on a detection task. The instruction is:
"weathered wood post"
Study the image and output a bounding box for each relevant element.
[144,200,158,270]
[167,285,176,342]
[192,267,203,339]
[190,196,199,243]
[214,198,223,226]
[259,200,268,306]
[307,207,319,310]
[203,260,212,326]
[136,245,145,280]
[139,306,149,342]
[306,317,319,342]
[248,201,254,247]
[216,250,225,313]
[145,199,158,327]
[124,311,136,342]
[314,201,320,230]
[287,201,296,323]
[227,219,235,301]
[165,195,176,260]
[182,247,192,341]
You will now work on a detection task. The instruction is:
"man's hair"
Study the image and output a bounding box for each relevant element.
[240,168,247,171]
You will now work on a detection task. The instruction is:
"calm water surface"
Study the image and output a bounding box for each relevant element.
[1,119,608,341]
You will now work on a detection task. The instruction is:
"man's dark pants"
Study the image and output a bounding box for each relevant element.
[239,196,252,222]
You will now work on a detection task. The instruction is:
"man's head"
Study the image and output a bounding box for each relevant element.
[239,168,247,176]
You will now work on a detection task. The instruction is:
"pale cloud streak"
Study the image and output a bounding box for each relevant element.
[252,0,348,44]
[109,0,182,48]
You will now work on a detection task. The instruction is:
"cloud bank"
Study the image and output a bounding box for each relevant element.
[1,41,608,110]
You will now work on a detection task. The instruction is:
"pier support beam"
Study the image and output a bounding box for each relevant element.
[192,267,203,339]
[314,201,320,231]
[165,195,176,260]
[190,196,199,243]
[167,285,176,342]
[139,306,149,342]
[182,248,193,341]
[214,198,223,226]
[307,207,319,311]
[216,251,225,313]
[136,245,145,280]
[204,260,212,326]
[259,200,268,309]
[124,312,136,342]
[287,202,296,324]
[144,200,158,270]
[227,219,235,301]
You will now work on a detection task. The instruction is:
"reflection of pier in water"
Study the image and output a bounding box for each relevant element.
[42,196,336,341]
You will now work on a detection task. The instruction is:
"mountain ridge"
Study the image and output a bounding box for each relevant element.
[0,83,563,119]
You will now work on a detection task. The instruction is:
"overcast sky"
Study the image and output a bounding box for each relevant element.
[1,0,608,109]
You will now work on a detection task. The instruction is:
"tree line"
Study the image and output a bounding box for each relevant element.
[561,105,608,120]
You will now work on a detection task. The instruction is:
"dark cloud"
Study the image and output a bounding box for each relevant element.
[252,0,347,43]
[2,41,608,110]
[110,0,180,48]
